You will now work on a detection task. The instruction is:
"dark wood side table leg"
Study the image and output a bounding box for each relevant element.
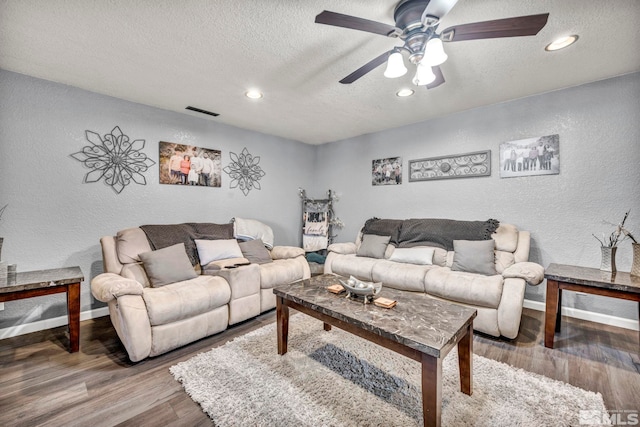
[544,279,559,348]
[421,353,442,427]
[276,296,289,355]
[67,282,81,353]
[555,288,562,333]
[323,323,331,331]
[457,323,473,396]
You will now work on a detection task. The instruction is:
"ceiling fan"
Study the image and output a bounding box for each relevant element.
[315,0,549,89]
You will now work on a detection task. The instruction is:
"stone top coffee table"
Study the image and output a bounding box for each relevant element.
[273,274,477,427]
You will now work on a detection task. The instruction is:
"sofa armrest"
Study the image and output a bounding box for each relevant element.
[270,245,305,260]
[327,242,357,255]
[91,273,144,303]
[502,262,545,286]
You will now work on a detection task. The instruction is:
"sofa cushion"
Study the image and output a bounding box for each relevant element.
[142,275,231,326]
[371,260,433,292]
[451,239,497,275]
[239,239,273,264]
[116,227,152,264]
[120,263,150,287]
[331,254,378,282]
[388,247,434,265]
[492,223,519,252]
[195,239,243,265]
[356,234,390,259]
[425,268,504,309]
[139,243,198,287]
[259,259,305,288]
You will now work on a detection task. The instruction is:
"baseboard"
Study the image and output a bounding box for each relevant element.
[523,299,639,331]
[1,301,637,339]
[0,306,110,339]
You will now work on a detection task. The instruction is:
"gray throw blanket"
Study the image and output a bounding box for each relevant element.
[141,223,234,265]
[363,218,499,251]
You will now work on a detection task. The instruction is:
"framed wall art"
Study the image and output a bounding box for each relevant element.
[159,141,221,187]
[499,134,559,178]
[409,150,491,182]
[372,157,402,186]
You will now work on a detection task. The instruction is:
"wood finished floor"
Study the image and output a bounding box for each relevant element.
[0,308,638,426]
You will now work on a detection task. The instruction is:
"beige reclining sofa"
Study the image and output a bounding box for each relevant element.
[91,218,310,362]
[324,218,544,339]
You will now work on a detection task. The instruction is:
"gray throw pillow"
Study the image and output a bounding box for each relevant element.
[239,239,273,264]
[139,243,198,287]
[356,234,391,259]
[451,239,497,275]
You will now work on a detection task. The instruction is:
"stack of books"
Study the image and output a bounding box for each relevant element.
[327,284,345,294]
[373,297,397,309]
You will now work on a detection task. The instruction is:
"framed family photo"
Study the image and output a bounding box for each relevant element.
[372,157,402,186]
[499,134,560,178]
[159,141,222,186]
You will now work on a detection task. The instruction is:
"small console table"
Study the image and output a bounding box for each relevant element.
[0,266,84,352]
[544,263,640,349]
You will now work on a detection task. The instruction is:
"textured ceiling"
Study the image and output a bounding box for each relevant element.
[1,0,639,145]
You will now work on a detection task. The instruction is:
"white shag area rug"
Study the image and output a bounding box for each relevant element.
[170,315,610,426]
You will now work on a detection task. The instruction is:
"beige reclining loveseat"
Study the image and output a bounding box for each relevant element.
[91,219,310,362]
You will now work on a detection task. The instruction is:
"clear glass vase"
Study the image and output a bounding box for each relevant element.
[600,246,617,273]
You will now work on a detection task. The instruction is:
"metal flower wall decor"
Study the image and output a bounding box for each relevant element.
[223,147,266,196]
[71,126,156,194]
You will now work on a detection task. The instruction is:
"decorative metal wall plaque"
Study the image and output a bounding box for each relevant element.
[223,147,265,196]
[409,150,491,182]
[71,126,156,194]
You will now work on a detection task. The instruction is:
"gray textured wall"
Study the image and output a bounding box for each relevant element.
[0,70,315,327]
[1,70,639,331]
[316,72,640,321]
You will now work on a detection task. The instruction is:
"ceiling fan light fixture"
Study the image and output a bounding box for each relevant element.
[422,38,448,66]
[412,64,436,86]
[384,51,408,78]
[545,35,579,51]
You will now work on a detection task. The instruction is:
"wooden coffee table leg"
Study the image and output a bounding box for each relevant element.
[276,296,289,355]
[66,282,81,353]
[457,323,473,395]
[323,323,331,331]
[544,279,559,348]
[421,353,442,427]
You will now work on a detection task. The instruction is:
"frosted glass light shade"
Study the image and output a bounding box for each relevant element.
[412,63,436,86]
[422,38,448,66]
[384,52,407,78]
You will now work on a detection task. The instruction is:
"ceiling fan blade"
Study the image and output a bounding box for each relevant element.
[315,11,401,37]
[424,0,459,20]
[426,66,445,89]
[441,13,549,42]
[339,50,394,84]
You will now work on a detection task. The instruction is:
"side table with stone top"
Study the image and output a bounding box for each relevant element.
[544,263,640,349]
[0,266,84,352]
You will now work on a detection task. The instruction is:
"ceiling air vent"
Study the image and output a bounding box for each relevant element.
[185,106,219,117]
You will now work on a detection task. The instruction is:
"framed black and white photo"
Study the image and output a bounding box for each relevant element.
[372,157,402,186]
[159,141,222,186]
[499,134,559,178]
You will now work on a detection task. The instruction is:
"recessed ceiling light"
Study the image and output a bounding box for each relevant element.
[545,35,579,51]
[396,88,414,97]
[245,90,263,99]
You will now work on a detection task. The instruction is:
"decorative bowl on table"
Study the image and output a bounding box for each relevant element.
[338,276,382,303]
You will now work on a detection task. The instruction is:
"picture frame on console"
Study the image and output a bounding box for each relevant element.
[372,156,402,186]
[499,134,560,178]
[159,141,222,187]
